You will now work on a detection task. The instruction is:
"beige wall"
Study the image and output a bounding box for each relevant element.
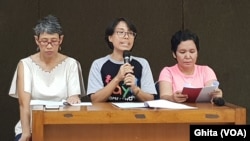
[1,0,249,140]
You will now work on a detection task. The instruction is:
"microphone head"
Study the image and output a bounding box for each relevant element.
[123,50,131,64]
[213,97,225,106]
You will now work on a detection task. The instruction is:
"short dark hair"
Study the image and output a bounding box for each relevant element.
[171,29,199,53]
[104,17,137,50]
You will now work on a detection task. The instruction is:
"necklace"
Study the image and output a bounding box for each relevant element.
[182,75,194,87]
[178,65,195,87]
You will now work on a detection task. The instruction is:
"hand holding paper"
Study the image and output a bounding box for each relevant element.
[182,81,219,103]
[173,91,188,103]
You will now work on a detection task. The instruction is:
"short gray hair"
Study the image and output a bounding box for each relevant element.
[33,15,63,36]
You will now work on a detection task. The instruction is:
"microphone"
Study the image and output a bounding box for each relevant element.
[213,97,225,106]
[123,50,132,87]
[123,50,131,64]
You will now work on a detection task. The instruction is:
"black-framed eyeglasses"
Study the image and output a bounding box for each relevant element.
[115,31,136,38]
[38,40,60,46]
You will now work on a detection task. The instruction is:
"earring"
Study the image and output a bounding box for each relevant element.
[59,46,62,51]
[36,47,40,51]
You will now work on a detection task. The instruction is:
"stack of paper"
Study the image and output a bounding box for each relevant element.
[30,100,92,106]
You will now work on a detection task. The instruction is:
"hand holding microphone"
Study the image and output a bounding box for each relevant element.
[123,50,134,75]
[122,50,135,87]
[115,50,134,82]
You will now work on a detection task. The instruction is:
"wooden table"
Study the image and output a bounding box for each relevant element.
[32,102,246,141]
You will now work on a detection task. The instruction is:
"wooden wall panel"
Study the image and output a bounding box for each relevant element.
[183,0,250,123]
[0,1,39,140]
[37,0,182,81]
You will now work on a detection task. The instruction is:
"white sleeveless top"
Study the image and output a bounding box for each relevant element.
[9,57,81,135]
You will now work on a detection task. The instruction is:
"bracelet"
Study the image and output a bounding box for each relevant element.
[134,87,141,96]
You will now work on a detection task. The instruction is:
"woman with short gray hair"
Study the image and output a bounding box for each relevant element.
[9,15,84,141]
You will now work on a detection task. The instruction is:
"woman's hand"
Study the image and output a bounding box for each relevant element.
[116,63,134,81]
[210,88,223,103]
[173,91,188,103]
[124,73,136,88]
[67,95,81,104]
[19,133,31,141]
[210,88,223,97]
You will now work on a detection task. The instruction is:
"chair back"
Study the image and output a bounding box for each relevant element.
[76,61,86,97]
[154,81,160,100]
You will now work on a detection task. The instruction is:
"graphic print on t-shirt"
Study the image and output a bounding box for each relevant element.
[101,60,142,102]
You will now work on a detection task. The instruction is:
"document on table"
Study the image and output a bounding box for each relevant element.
[112,102,146,109]
[112,99,197,109]
[30,100,92,106]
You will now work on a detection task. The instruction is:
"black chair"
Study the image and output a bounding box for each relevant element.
[154,81,160,100]
[76,61,91,102]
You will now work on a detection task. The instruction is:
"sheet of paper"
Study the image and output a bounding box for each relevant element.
[112,100,197,109]
[196,85,217,102]
[145,99,197,109]
[30,100,92,106]
[112,102,146,108]
[30,100,63,106]
[182,85,217,102]
[45,105,60,110]
[71,102,92,106]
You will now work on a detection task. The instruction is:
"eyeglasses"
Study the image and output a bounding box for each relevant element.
[38,40,60,46]
[115,31,136,38]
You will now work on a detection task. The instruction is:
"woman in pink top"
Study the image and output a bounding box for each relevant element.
[158,29,223,103]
